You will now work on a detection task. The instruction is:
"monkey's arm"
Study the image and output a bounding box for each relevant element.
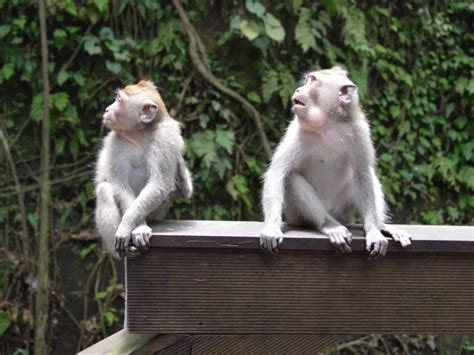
[260,128,303,253]
[115,153,177,255]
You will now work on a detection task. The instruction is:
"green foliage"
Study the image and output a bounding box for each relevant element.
[0,310,12,337]
[0,0,472,352]
[232,0,285,45]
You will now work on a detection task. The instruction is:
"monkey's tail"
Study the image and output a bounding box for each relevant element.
[176,157,193,200]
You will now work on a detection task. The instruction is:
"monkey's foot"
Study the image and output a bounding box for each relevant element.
[131,225,152,250]
[381,225,412,248]
[322,225,352,253]
[366,228,388,260]
[260,223,284,254]
[125,245,141,258]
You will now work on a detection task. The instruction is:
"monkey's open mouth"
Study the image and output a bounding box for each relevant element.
[292,98,306,107]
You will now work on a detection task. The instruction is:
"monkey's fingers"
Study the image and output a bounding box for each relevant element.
[368,241,380,259]
[266,237,278,254]
[399,235,412,248]
[393,231,412,248]
[137,235,148,249]
[344,231,353,245]
[115,237,123,257]
[271,236,283,254]
[132,233,149,250]
[259,236,279,254]
[329,234,351,253]
[115,235,130,258]
[259,237,270,253]
[369,240,388,260]
[381,226,412,248]
[125,246,141,258]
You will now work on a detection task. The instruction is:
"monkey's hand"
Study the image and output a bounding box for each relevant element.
[321,225,352,253]
[115,225,133,258]
[260,223,284,254]
[131,224,152,250]
[366,228,388,260]
[381,225,412,248]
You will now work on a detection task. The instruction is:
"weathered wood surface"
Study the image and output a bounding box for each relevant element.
[149,220,474,253]
[135,334,343,355]
[80,331,344,354]
[127,221,474,335]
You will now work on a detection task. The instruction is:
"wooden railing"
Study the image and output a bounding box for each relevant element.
[80,221,474,354]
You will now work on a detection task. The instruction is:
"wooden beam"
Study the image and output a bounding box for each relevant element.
[78,329,156,354]
[126,221,474,334]
[148,221,474,253]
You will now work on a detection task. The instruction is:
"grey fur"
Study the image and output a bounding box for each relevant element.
[95,112,193,258]
[261,67,411,258]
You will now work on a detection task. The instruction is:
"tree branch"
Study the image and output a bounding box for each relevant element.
[0,127,30,263]
[35,0,52,353]
[172,0,272,160]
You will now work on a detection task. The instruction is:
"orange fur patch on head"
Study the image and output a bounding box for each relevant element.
[121,80,168,114]
[137,80,157,91]
[328,66,348,76]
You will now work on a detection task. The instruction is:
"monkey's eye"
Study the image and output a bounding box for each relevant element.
[305,74,317,84]
[116,94,122,103]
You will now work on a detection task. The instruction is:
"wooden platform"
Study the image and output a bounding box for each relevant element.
[81,221,474,354]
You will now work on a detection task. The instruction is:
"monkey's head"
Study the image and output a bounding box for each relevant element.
[291,67,358,132]
[103,80,168,132]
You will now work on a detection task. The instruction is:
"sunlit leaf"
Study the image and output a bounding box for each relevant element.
[215,129,235,154]
[2,63,14,80]
[245,0,266,17]
[27,212,38,230]
[57,67,69,85]
[263,13,285,42]
[240,19,260,41]
[84,35,102,55]
[106,61,121,74]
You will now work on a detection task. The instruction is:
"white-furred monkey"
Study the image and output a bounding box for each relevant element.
[95,80,193,258]
[260,67,411,259]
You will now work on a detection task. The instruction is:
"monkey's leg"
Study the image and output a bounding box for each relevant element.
[353,167,392,259]
[96,182,140,258]
[95,182,121,257]
[286,173,352,253]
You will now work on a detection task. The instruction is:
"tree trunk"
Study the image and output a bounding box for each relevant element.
[34,0,51,353]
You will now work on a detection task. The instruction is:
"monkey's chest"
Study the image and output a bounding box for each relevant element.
[127,157,150,194]
[300,153,355,212]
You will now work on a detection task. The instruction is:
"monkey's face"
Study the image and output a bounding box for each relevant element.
[291,68,357,132]
[103,81,165,132]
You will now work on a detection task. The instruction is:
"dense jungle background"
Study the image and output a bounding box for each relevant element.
[0,0,473,353]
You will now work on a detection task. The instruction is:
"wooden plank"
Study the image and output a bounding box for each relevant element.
[78,329,156,354]
[132,335,189,354]
[127,249,474,334]
[191,334,343,355]
[149,221,474,253]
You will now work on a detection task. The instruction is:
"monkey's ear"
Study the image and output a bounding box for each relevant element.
[140,103,158,124]
[339,85,357,105]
